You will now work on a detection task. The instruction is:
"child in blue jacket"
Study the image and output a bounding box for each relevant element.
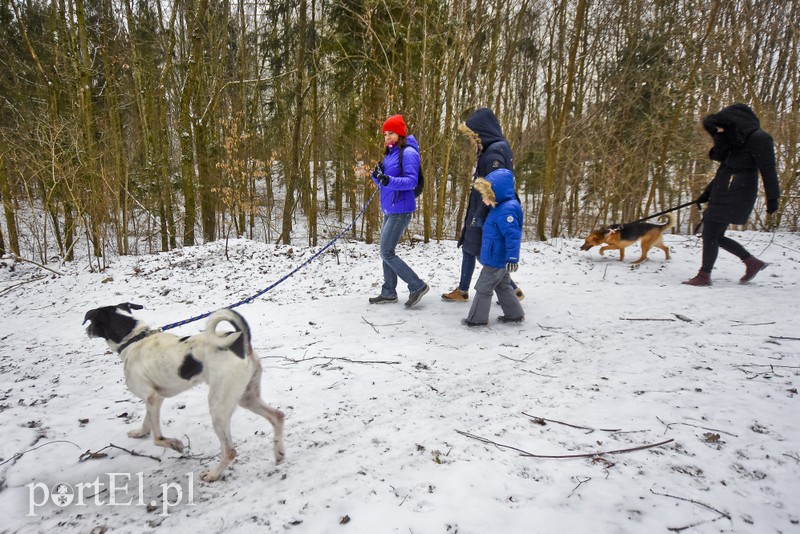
[462,168,524,326]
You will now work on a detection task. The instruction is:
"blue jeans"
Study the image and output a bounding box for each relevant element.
[380,213,425,298]
[459,249,518,292]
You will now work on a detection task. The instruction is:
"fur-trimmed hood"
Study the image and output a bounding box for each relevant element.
[702,103,761,147]
[474,168,516,208]
[461,108,506,151]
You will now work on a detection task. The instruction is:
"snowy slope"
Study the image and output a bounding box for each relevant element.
[0,231,798,533]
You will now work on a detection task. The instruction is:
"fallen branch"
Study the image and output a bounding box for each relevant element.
[650,489,731,530]
[362,316,403,334]
[768,336,800,341]
[0,439,82,467]
[283,355,401,365]
[620,317,674,322]
[455,430,673,459]
[0,275,48,297]
[9,253,64,276]
[79,443,161,463]
[537,324,585,345]
[522,412,622,433]
[656,417,738,437]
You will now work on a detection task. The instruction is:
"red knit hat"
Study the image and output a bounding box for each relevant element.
[382,115,407,137]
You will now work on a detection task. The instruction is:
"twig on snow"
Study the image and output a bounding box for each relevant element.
[650,489,731,530]
[0,439,82,467]
[79,443,162,463]
[0,275,48,297]
[620,317,674,322]
[782,452,800,464]
[522,412,623,433]
[518,368,558,379]
[8,253,65,276]
[568,476,591,498]
[283,355,401,365]
[361,316,404,334]
[656,417,738,437]
[455,430,673,459]
[769,335,800,341]
[731,320,776,326]
[536,324,585,345]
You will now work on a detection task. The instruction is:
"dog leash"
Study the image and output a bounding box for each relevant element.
[625,201,697,225]
[158,187,380,332]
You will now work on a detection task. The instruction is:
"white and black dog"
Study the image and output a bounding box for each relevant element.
[83,303,285,482]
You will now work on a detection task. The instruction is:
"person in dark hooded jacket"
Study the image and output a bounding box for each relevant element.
[442,108,523,302]
[683,103,780,286]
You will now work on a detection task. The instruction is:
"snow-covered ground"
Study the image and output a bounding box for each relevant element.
[1,230,798,533]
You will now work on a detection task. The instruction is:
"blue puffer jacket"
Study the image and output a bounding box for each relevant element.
[372,135,420,214]
[475,168,522,269]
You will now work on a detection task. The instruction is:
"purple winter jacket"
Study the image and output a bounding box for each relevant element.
[372,135,420,214]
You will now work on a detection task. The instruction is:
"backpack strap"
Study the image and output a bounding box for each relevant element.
[398,146,405,177]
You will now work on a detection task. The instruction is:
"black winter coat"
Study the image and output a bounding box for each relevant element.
[699,104,780,225]
[458,108,514,256]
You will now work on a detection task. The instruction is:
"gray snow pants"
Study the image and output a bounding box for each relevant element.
[466,265,524,325]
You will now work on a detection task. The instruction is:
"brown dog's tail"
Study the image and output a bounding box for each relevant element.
[205,309,253,359]
[659,212,676,232]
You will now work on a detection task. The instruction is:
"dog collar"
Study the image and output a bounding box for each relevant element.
[117,330,153,354]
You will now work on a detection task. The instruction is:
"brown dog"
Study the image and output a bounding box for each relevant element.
[580,213,675,264]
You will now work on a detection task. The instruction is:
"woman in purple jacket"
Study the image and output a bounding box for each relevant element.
[369,115,429,308]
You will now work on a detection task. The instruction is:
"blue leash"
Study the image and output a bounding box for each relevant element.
[159,187,379,331]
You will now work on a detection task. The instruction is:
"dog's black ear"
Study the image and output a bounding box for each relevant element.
[118,303,144,313]
[83,308,100,325]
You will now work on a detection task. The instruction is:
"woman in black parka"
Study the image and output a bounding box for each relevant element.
[683,103,780,286]
[442,108,523,302]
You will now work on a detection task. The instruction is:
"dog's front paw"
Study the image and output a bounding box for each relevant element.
[128,428,150,439]
[155,437,185,452]
[200,470,221,483]
[274,447,286,464]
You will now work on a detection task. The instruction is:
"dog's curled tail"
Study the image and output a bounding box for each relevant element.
[660,212,676,231]
[205,309,253,358]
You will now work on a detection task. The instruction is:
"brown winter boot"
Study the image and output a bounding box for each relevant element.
[442,288,469,302]
[682,270,712,287]
[740,256,767,284]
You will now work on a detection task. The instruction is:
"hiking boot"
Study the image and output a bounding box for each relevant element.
[405,283,430,308]
[498,315,525,324]
[461,318,488,327]
[498,287,525,304]
[682,271,712,287]
[442,288,469,302]
[740,256,767,283]
[369,295,398,304]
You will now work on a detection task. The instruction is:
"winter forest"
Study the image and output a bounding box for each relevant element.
[1,0,799,267]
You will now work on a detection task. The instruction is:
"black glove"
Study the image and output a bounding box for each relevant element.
[505,262,518,273]
[766,198,779,214]
[695,192,710,210]
[372,168,390,186]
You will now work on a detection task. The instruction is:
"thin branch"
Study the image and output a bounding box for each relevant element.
[620,317,675,322]
[9,253,64,275]
[656,417,738,437]
[79,443,162,463]
[522,412,623,433]
[650,489,732,524]
[456,430,673,459]
[0,275,47,297]
[283,355,401,365]
[0,439,82,467]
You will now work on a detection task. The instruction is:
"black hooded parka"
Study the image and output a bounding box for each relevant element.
[458,108,514,256]
[698,104,780,225]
